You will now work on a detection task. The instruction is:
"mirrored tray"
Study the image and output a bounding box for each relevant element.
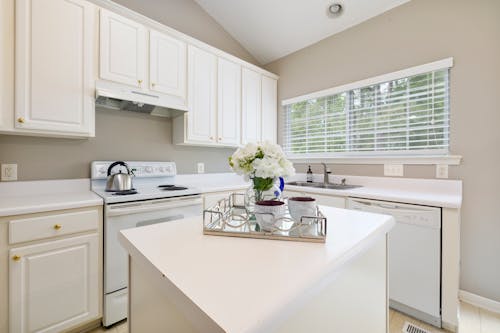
[203,193,327,243]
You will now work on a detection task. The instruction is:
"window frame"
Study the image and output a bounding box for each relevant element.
[281,58,461,165]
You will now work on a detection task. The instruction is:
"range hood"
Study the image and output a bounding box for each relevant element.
[95,80,188,118]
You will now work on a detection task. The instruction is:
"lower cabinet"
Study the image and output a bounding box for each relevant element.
[9,233,99,333]
[283,190,346,209]
[0,206,102,333]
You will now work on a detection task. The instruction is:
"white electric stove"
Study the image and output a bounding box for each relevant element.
[91,161,203,327]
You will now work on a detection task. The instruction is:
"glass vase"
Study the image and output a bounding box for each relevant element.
[244,177,284,213]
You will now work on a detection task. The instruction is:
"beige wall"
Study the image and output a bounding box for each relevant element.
[0,0,254,179]
[265,0,500,302]
[0,109,233,179]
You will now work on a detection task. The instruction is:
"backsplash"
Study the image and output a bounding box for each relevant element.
[0,109,234,181]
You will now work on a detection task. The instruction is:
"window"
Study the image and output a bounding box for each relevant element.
[282,60,451,158]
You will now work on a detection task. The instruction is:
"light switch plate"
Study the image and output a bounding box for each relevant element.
[384,164,404,177]
[1,164,18,181]
[197,162,205,174]
[436,164,448,179]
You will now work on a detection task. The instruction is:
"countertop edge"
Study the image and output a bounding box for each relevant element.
[0,195,103,217]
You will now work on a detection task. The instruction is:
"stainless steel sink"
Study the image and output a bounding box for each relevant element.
[286,181,362,190]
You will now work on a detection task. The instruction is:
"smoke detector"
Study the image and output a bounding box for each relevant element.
[327,3,343,17]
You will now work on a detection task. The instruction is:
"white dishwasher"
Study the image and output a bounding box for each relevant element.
[347,198,442,327]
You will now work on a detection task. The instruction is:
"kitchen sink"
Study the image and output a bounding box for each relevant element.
[286,181,362,190]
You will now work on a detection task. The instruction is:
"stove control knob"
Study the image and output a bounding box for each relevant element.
[99,166,107,174]
[158,167,165,173]
[145,166,153,173]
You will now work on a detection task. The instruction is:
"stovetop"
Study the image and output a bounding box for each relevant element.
[90,161,201,204]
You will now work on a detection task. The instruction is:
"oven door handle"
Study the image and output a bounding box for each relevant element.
[107,198,202,216]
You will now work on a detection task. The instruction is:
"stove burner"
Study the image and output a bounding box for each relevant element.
[112,189,138,196]
[158,185,188,191]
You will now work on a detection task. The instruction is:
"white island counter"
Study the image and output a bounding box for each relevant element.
[119,206,394,333]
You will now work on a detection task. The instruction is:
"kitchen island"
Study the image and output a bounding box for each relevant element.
[119,206,394,333]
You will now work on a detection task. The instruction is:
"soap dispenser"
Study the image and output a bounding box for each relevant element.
[306,165,313,183]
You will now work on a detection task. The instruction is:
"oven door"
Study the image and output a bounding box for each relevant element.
[104,195,202,294]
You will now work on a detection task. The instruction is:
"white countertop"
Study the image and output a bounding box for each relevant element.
[119,206,395,333]
[0,179,103,217]
[0,172,462,217]
[286,174,462,208]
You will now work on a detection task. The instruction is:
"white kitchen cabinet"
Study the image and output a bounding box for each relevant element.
[100,8,147,88]
[283,190,346,208]
[9,233,99,333]
[149,30,187,101]
[241,68,262,144]
[15,0,97,136]
[217,58,241,146]
[183,45,218,143]
[261,76,278,144]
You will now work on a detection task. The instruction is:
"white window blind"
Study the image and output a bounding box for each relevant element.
[283,65,450,157]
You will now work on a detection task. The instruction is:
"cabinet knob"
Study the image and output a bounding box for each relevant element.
[53,224,62,230]
[138,79,143,87]
[12,255,21,262]
[218,137,222,141]
[17,117,25,124]
[151,82,156,87]
[210,136,214,140]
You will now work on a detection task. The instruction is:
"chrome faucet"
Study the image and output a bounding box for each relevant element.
[321,163,332,185]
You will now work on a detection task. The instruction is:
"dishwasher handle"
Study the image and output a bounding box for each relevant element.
[347,198,441,229]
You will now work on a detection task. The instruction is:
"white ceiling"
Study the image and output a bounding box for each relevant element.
[194,0,411,64]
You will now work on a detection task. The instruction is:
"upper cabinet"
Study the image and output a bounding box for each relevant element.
[100,9,147,88]
[14,0,97,137]
[261,76,278,144]
[217,58,241,146]
[183,45,218,144]
[1,0,277,141]
[149,30,187,99]
[241,68,262,145]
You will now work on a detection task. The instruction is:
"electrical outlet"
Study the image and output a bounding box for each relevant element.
[197,162,205,174]
[384,164,404,177]
[1,164,18,181]
[436,164,448,179]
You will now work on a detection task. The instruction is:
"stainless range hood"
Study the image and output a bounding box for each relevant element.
[95,80,188,118]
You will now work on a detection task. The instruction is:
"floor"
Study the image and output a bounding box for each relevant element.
[389,309,447,333]
[459,302,500,333]
[89,302,500,333]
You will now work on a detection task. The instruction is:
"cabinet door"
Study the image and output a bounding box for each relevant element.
[149,30,187,99]
[100,9,147,88]
[261,76,278,144]
[217,58,241,146]
[15,0,96,136]
[9,234,99,333]
[241,68,262,144]
[186,45,217,143]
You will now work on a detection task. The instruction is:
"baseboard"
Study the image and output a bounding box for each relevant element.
[459,290,500,314]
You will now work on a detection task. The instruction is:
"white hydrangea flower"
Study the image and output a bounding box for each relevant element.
[229,142,296,180]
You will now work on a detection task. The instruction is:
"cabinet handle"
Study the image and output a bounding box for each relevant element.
[17,117,25,123]
[53,224,62,230]
[12,255,21,262]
